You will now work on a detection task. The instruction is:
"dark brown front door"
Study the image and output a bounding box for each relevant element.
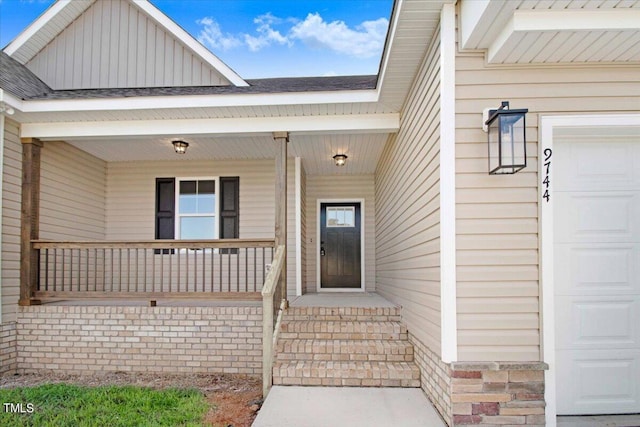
[320,202,361,289]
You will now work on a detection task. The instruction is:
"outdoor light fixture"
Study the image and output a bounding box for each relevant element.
[483,101,528,175]
[172,140,189,154]
[333,154,348,166]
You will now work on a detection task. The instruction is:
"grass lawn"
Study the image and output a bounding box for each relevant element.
[0,383,209,426]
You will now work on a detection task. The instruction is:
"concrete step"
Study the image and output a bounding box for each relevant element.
[279,321,408,341]
[273,360,421,387]
[286,306,401,322]
[276,339,414,362]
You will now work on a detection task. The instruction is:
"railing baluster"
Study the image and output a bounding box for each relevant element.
[210,248,214,292]
[31,240,276,298]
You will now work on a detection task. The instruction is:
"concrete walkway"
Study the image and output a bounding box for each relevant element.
[252,386,447,427]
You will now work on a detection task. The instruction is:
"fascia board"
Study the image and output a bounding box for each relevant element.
[20,113,400,139]
[17,90,380,113]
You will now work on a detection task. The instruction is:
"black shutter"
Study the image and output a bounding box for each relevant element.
[155,177,175,240]
[220,177,239,254]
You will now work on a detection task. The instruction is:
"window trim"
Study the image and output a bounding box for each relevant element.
[174,176,220,240]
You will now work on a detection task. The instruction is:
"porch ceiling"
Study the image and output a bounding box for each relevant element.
[64,132,389,175]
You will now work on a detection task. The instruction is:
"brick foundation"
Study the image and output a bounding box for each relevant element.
[0,322,17,374]
[450,362,548,426]
[409,332,453,425]
[17,305,262,375]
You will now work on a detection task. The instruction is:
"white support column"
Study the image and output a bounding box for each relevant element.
[295,157,302,297]
[439,2,458,364]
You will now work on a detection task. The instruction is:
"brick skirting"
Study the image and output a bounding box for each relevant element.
[17,305,262,375]
[0,322,17,374]
[409,332,453,425]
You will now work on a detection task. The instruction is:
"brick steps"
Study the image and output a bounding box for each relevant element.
[273,306,420,388]
[286,307,401,322]
[276,339,414,362]
[272,360,420,387]
[280,321,408,341]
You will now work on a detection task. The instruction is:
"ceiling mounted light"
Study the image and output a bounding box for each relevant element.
[172,140,189,154]
[333,154,348,167]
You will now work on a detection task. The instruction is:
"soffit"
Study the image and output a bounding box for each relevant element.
[460,0,640,65]
[377,0,453,111]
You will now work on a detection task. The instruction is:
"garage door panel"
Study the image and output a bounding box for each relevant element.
[555,192,639,243]
[555,140,640,191]
[555,244,639,295]
[556,296,639,349]
[556,350,640,415]
[554,131,640,415]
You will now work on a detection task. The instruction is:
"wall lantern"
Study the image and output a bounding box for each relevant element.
[333,154,348,166]
[483,101,528,175]
[172,140,189,154]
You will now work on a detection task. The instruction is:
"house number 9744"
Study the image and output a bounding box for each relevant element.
[542,148,552,203]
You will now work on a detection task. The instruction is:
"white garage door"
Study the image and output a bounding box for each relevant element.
[554,132,640,415]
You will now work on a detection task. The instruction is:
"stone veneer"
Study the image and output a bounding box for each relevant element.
[17,306,262,375]
[450,362,548,427]
[0,322,17,374]
[408,332,547,427]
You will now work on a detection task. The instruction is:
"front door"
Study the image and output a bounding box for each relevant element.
[320,202,362,289]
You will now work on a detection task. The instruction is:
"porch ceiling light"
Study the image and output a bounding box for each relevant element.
[333,154,348,167]
[172,140,189,154]
[483,101,528,175]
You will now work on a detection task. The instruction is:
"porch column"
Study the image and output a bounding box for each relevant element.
[273,132,288,304]
[19,137,42,306]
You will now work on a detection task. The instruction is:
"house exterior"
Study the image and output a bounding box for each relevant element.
[1,0,639,426]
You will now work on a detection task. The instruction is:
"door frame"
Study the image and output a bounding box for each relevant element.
[316,198,365,292]
[539,113,640,426]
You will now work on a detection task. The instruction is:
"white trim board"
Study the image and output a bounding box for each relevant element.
[439,2,458,364]
[295,157,302,297]
[316,199,366,293]
[539,113,640,427]
[21,114,399,139]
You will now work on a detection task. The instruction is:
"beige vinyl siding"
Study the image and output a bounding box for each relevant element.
[26,0,230,89]
[375,27,442,355]
[1,119,21,323]
[455,50,640,361]
[106,159,299,295]
[40,141,106,241]
[305,175,376,292]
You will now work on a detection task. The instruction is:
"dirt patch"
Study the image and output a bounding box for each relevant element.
[0,371,262,427]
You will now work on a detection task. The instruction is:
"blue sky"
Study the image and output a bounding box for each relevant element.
[0,0,393,78]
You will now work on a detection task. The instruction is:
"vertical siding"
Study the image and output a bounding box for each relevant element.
[1,119,21,323]
[25,0,230,89]
[40,142,107,241]
[305,175,376,292]
[375,27,442,355]
[455,50,640,361]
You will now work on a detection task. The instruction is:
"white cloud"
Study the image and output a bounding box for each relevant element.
[196,17,242,51]
[195,12,389,60]
[244,13,291,52]
[290,13,388,58]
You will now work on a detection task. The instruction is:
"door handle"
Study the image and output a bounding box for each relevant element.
[320,247,326,256]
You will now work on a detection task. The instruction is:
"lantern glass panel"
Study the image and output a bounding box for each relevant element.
[487,109,527,174]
